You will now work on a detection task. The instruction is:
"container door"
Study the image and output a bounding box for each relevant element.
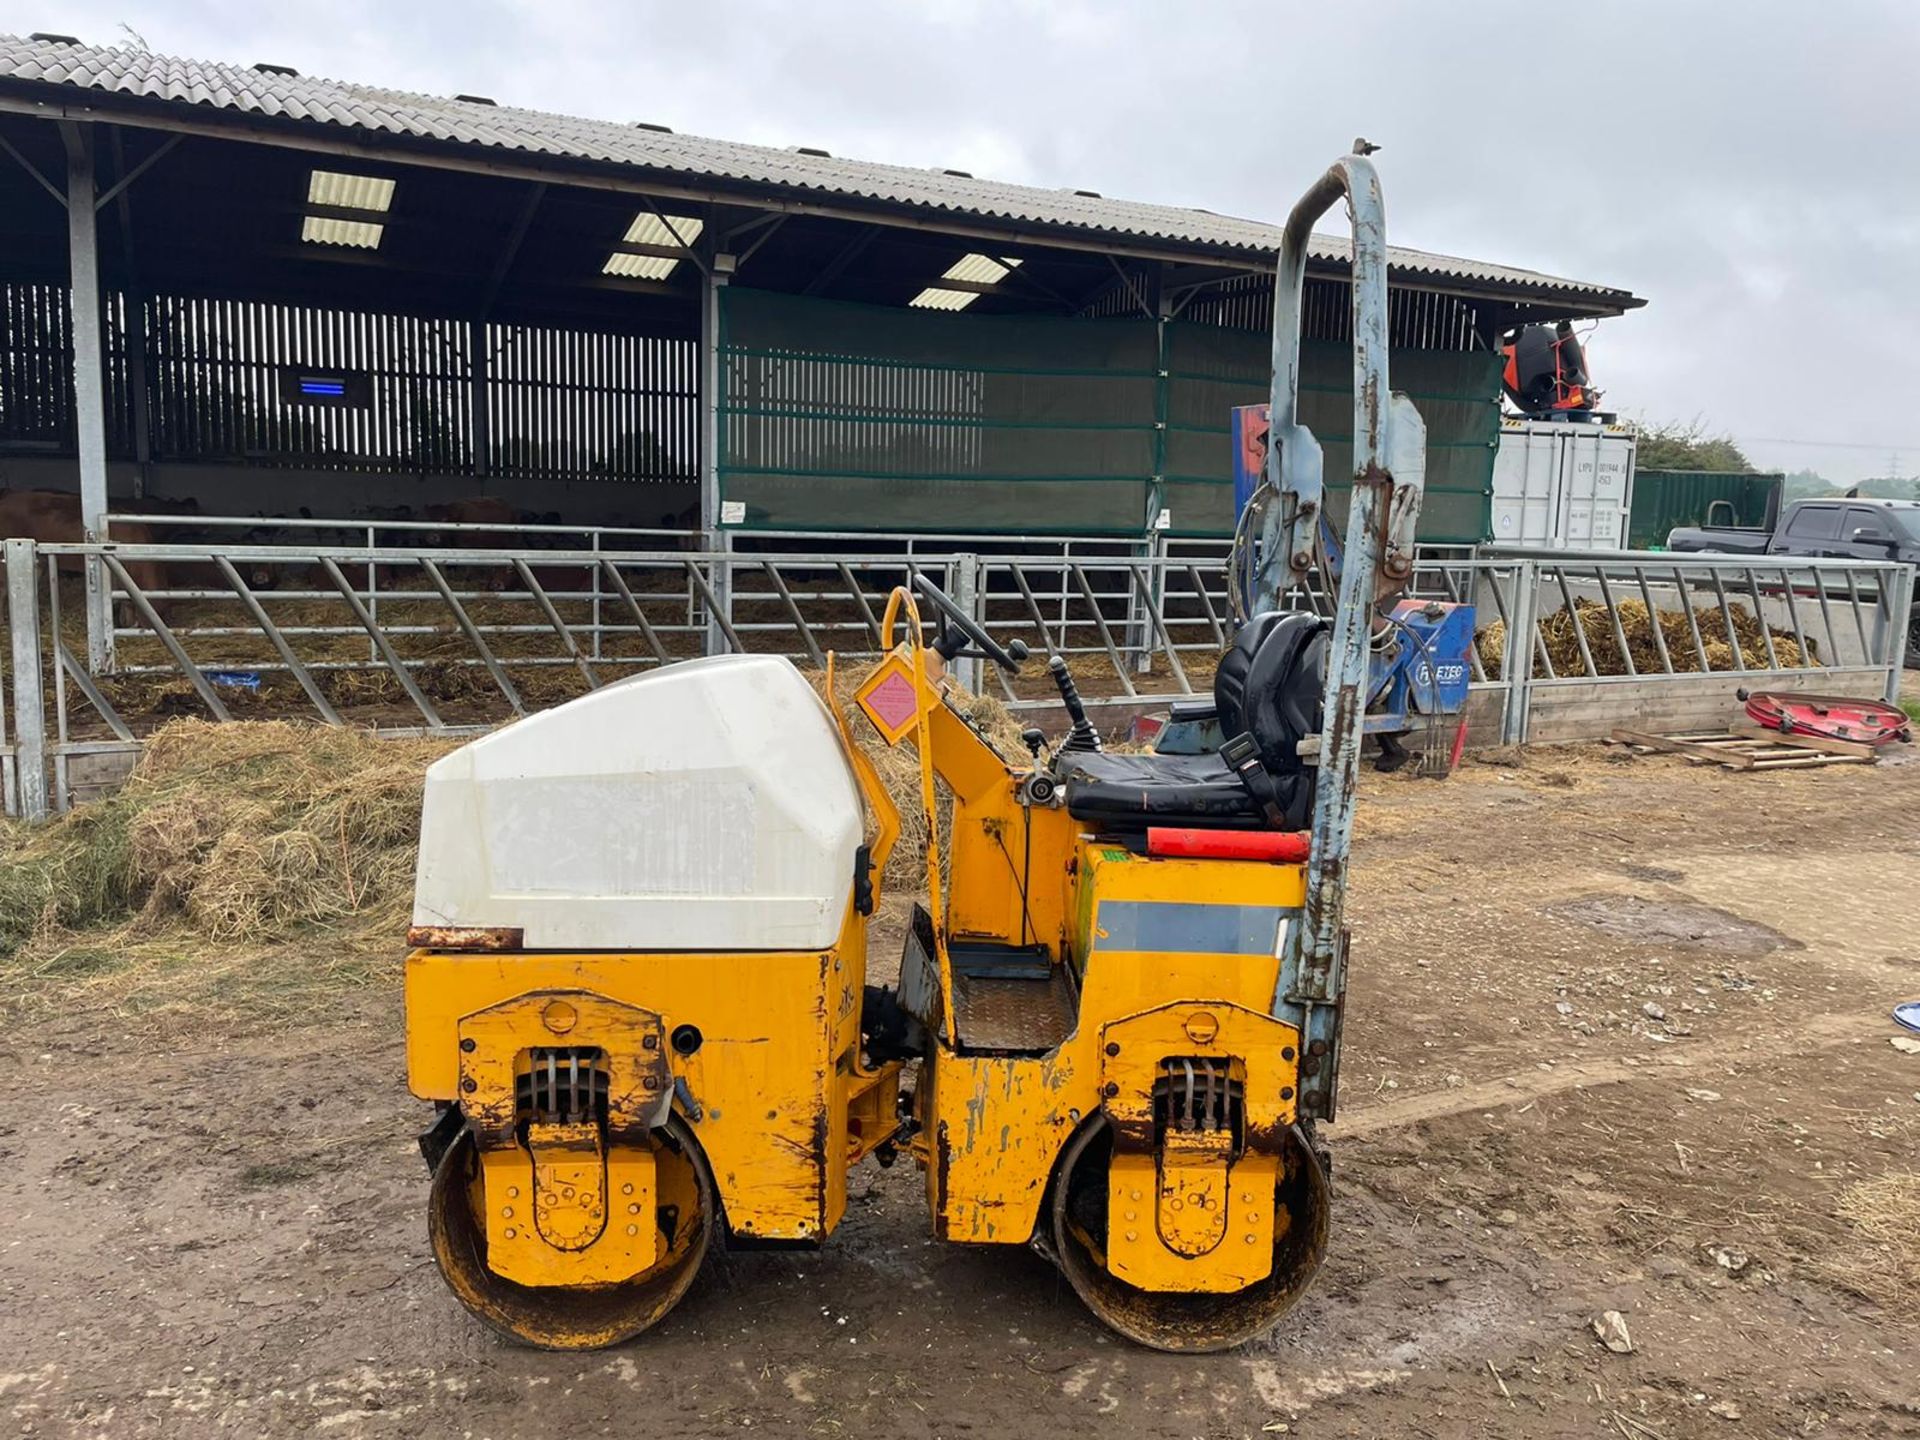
[1560,431,1599,546]
[1490,424,1560,546]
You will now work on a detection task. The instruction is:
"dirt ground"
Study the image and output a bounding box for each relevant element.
[3,739,1919,1438]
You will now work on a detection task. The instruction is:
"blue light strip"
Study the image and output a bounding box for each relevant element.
[300,378,347,396]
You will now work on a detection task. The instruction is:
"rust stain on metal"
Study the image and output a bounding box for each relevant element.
[933,1120,953,1240]
[407,924,524,952]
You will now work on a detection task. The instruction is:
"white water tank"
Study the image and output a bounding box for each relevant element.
[412,654,863,952]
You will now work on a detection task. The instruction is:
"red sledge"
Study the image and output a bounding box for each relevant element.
[1739,690,1913,747]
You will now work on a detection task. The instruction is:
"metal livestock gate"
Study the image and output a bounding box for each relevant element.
[0,529,1908,819]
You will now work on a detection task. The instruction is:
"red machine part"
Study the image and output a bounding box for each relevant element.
[1741,691,1913,747]
[1147,828,1311,862]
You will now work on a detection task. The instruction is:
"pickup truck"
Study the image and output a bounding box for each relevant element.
[1668,496,1920,667]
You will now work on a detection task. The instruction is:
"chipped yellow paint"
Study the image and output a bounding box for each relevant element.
[478,1135,663,1287]
[410,638,920,1325]
[921,839,1306,1253]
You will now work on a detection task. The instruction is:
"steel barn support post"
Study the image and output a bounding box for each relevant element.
[61,122,115,673]
[699,233,732,656]
[6,540,48,823]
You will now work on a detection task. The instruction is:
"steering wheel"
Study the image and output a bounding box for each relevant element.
[911,574,1028,674]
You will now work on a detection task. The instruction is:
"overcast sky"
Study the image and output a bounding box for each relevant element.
[21,0,1920,481]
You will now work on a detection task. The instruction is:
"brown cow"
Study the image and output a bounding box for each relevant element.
[0,489,166,622]
[421,497,524,592]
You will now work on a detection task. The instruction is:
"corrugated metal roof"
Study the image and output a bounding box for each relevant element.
[0,34,1639,306]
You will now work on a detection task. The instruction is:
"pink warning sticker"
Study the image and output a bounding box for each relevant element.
[864,671,918,731]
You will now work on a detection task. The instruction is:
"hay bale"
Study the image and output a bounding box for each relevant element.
[1476,619,1509,679]
[0,720,456,962]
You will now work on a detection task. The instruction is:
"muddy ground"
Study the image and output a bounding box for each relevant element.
[3,739,1918,1438]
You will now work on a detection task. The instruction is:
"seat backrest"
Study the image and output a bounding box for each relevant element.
[1215,611,1327,775]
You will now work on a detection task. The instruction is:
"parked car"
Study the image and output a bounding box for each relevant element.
[1667,497,1920,668]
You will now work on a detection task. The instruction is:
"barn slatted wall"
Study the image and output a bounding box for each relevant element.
[0,281,698,483]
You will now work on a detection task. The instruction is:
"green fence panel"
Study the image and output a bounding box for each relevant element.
[1161,324,1501,542]
[718,289,1500,539]
[1628,470,1783,549]
[720,289,1157,534]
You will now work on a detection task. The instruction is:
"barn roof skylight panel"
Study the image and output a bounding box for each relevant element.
[307,170,396,212]
[910,254,1021,310]
[300,169,395,250]
[603,212,705,280]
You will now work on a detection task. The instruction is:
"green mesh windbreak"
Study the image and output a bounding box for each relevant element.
[1163,324,1501,542]
[717,288,1500,539]
[719,288,1157,534]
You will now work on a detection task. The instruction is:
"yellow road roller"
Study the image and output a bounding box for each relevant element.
[405,145,1424,1350]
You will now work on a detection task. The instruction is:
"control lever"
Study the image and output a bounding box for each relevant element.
[1048,655,1102,753]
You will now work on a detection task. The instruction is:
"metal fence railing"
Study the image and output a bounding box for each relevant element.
[2,527,1910,819]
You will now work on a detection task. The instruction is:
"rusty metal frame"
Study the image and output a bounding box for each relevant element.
[1259,149,1407,1126]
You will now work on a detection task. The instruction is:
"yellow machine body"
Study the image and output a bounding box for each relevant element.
[919,842,1303,1237]
[407,929,900,1260]
[409,589,1328,1351]
[857,589,1328,1348]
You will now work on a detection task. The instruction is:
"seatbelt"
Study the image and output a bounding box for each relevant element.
[1219,731,1288,828]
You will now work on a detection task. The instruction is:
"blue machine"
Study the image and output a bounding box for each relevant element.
[1371,598,1474,740]
[1159,403,1476,768]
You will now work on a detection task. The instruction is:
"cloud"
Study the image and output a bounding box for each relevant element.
[36,0,1920,479]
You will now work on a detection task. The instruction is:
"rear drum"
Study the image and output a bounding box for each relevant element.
[1048,1115,1330,1352]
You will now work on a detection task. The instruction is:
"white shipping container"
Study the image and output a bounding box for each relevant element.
[1489,417,1637,548]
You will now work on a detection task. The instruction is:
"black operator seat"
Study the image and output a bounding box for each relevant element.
[1055,611,1326,831]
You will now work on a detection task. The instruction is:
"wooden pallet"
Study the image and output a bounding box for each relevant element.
[1606,724,1877,771]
